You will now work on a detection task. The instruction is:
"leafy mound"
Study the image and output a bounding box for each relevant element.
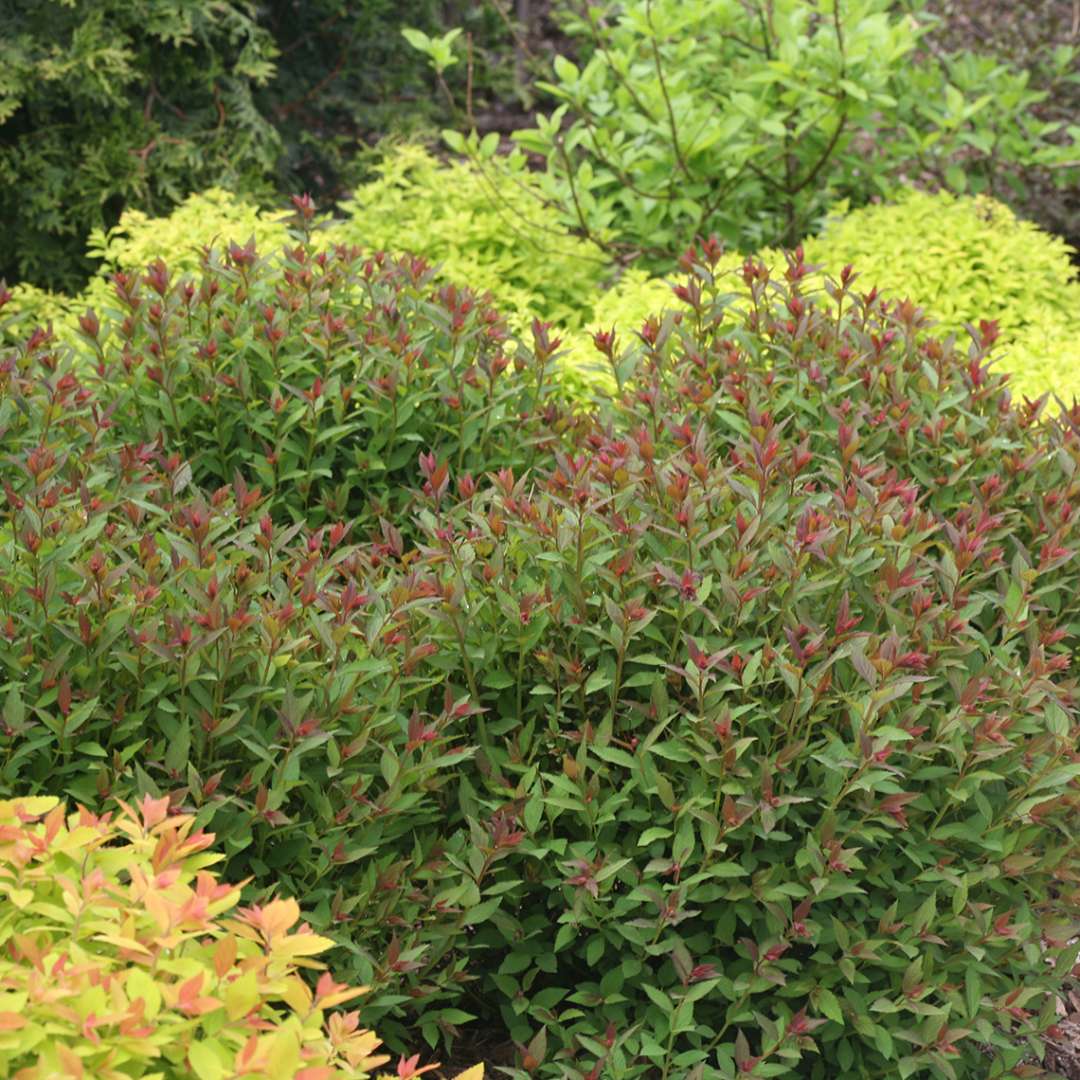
[804,189,1080,402]
[3,233,1079,1076]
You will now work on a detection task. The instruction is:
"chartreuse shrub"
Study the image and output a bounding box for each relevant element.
[332,144,613,330]
[4,233,1080,1075]
[0,791,482,1078]
[0,144,655,396]
[2,189,298,346]
[802,189,1080,403]
[85,187,296,280]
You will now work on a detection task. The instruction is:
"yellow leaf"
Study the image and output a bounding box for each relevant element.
[271,933,335,958]
[126,969,161,1019]
[259,897,300,938]
[0,796,59,820]
[452,1067,484,1080]
[318,986,367,1009]
[188,1041,226,1080]
[279,974,312,1016]
[225,970,260,1021]
[95,933,153,955]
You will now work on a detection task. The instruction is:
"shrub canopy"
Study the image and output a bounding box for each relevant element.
[2,233,1079,1076]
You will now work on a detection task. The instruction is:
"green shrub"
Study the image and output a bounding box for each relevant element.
[0,1,523,295]
[59,219,569,524]
[370,246,1080,1077]
[0,791,393,1078]
[911,0,1080,246]
[801,189,1080,402]
[259,0,515,204]
[894,45,1080,203]
[0,0,281,293]
[441,0,1080,268]
[5,236,1080,1074]
[505,0,916,261]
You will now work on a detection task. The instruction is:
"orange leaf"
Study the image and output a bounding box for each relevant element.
[214,935,238,978]
[139,794,170,829]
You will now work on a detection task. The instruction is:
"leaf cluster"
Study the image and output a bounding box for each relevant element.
[0,792,391,1078]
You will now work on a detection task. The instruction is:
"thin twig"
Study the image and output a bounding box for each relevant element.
[555,134,598,245]
[645,0,690,178]
[466,32,475,129]
[488,0,537,65]
[788,114,849,196]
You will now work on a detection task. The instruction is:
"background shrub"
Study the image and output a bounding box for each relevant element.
[433,0,1079,271]
[0,0,516,295]
[801,189,1080,402]
[508,0,918,261]
[255,0,515,203]
[911,0,1080,249]
[0,0,281,293]
[333,144,612,330]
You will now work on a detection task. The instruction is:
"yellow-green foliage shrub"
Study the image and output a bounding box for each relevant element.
[803,189,1080,401]
[2,189,296,347]
[333,144,612,329]
[557,268,678,397]
[10,161,1076,407]
[0,792,393,1079]
[86,187,295,279]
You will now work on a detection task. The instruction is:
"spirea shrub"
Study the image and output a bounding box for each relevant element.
[0,791,392,1078]
[0,249,580,1043]
[363,246,1080,1077]
[3,235,1080,1076]
[43,212,578,525]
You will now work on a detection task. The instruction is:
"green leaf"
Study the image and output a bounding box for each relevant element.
[463,898,501,926]
[817,988,844,1024]
[964,967,981,1020]
[945,164,968,192]
[641,983,674,1013]
[401,28,431,53]
[187,1042,225,1080]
